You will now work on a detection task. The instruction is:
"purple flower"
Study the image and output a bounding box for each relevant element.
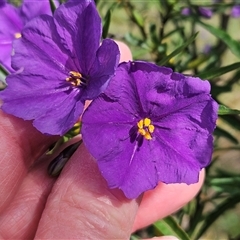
[181,6,213,19]
[0,0,59,72]
[81,61,218,199]
[231,5,240,18]
[181,7,191,16]
[0,0,120,136]
[203,44,212,54]
[198,7,213,19]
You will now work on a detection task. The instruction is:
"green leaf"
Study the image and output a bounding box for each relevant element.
[164,27,184,39]
[0,64,8,76]
[0,64,8,86]
[198,62,240,80]
[130,235,140,240]
[132,10,144,28]
[197,20,240,59]
[214,126,238,144]
[102,8,112,39]
[48,0,57,13]
[125,33,142,46]
[220,115,240,131]
[94,0,100,5]
[218,105,240,115]
[158,32,198,66]
[194,193,240,239]
[209,176,240,186]
[154,216,191,240]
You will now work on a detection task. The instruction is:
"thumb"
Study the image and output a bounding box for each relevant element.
[35,142,140,239]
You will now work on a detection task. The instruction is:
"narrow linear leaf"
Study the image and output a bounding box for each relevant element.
[158,32,198,66]
[215,168,240,177]
[132,10,144,28]
[220,115,240,131]
[214,126,238,144]
[164,27,184,39]
[209,177,240,185]
[130,234,140,240]
[197,20,240,59]
[49,0,57,13]
[102,8,112,39]
[218,105,240,115]
[0,64,8,86]
[198,62,240,80]
[194,194,240,240]
[154,216,191,240]
[94,0,100,5]
[0,64,8,76]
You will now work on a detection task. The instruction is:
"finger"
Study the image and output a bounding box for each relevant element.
[0,137,78,239]
[0,154,55,239]
[0,111,57,212]
[133,170,205,231]
[35,144,140,239]
[115,40,133,62]
[144,237,179,240]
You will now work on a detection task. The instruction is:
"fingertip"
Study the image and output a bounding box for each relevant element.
[144,237,179,240]
[115,40,133,62]
[133,169,205,231]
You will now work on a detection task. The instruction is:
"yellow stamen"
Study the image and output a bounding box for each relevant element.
[138,128,146,136]
[144,132,152,140]
[137,117,155,140]
[69,71,82,79]
[148,124,155,133]
[143,118,151,127]
[137,119,144,129]
[66,71,86,87]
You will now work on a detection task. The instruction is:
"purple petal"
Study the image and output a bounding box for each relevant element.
[0,4,22,37]
[0,0,6,7]
[54,0,100,74]
[98,137,201,199]
[32,94,84,135]
[20,0,57,24]
[104,62,152,116]
[98,140,159,199]
[0,35,13,72]
[11,15,73,73]
[0,0,57,73]
[82,39,120,100]
[1,73,83,135]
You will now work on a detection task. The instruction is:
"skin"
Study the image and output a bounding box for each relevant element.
[0,42,204,239]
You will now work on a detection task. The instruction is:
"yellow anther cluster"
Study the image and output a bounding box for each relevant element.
[66,71,83,87]
[137,118,155,140]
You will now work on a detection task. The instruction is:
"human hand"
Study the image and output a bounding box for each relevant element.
[0,42,204,240]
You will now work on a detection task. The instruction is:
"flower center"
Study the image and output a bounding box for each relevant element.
[137,118,154,140]
[14,32,21,39]
[66,71,88,87]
